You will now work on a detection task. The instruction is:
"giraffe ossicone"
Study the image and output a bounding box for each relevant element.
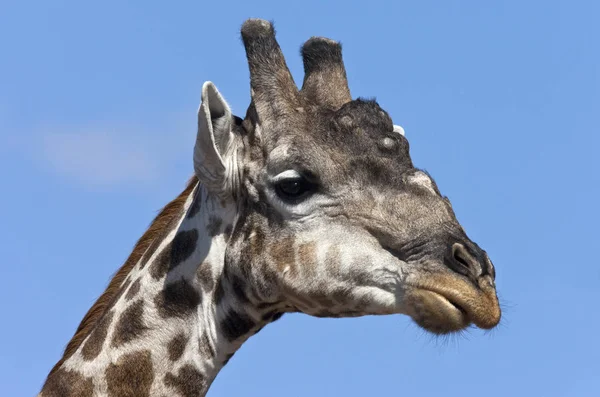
[40,18,501,397]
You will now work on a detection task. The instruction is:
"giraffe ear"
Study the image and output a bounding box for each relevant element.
[194,81,236,193]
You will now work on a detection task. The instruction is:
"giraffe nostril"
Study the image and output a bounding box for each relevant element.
[453,244,470,269]
[449,243,480,278]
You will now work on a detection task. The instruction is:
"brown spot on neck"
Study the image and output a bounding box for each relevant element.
[81,311,114,361]
[150,229,199,280]
[111,299,147,347]
[106,350,154,397]
[206,216,223,237]
[39,367,94,397]
[196,262,214,290]
[220,309,256,341]
[164,363,206,397]
[125,278,141,301]
[167,332,189,362]
[154,278,202,318]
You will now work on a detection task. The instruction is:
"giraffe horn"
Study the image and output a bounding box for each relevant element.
[241,19,299,121]
[300,37,352,110]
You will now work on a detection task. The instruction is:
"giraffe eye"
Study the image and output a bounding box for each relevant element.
[274,177,315,202]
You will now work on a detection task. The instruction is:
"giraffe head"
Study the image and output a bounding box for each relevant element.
[194,19,500,335]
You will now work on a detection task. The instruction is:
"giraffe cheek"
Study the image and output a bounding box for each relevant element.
[297,241,318,277]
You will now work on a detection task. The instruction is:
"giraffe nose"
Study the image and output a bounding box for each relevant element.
[447,242,489,280]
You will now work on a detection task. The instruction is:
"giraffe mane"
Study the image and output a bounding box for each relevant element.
[46,176,199,378]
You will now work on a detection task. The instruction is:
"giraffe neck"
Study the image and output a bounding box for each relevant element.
[41,181,275,397]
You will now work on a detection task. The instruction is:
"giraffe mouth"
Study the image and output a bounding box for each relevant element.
[405,289,471,334]
[405,275,501,334]
[438,294,468,316]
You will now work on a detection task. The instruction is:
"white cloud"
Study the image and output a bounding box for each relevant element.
[29,108,199,189]
[42,130,161,187]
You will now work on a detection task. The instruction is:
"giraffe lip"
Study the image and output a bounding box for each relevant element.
[409,282,501,330]
[422,289,469,318]
[436,293,467,315]
[421,288,469,318]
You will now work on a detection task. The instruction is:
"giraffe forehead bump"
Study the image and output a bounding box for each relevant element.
[267,144,292,165]
[393,124,405,136]
[405,171,437,194]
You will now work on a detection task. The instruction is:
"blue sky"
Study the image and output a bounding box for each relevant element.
[1,1,599,396]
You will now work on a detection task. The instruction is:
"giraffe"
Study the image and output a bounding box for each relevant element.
[40,19,501,396]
